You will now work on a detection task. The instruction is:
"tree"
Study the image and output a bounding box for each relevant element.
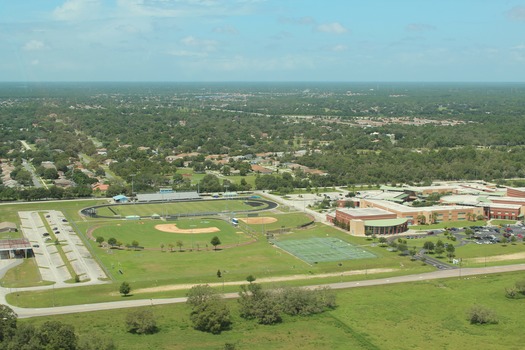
[38,321,78,350]
[417,214,426,225]
[468,305,498,324]
[125,309,158,334]
[210,236,221,250]
[397,243,408,255]
[217,269,222,278]
[277,286,336,316]
[446,244,456,259]
[0,304,17,342]
[246,275,256,283]
[430,212,438,224]
[189,300,231,334]
[187,285,231,334]
[187,285,219,308]
[120,281,131,296]
[107,237,117,246]
[176,240,184,251]
[435,246,445,257]
[168,243,174,252]
[96,236,105,246]
[131,240,139,247]
[464,228,474,238]
[423,241,435,253]
[238,283,281,325]
[378,237,388,245]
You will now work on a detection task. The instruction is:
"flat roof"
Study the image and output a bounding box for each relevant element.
[490,196,525,203]
[337,207,393,217]
[364,218,408,227]
[364,199,477,214]
[0,238,31,251]
[488,203,522,210]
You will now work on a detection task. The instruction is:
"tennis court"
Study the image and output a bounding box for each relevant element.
[273,237,376,264]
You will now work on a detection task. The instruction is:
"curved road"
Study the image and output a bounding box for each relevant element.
[7,263,525,319]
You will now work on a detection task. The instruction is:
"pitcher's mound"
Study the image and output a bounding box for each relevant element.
[155,224,220,234]
[239,217,277,224]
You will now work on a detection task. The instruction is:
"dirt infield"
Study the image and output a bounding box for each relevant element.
[155,224,220,234]
[240,217,278,224]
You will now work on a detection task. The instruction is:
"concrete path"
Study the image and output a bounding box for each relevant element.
[7,263,525,318]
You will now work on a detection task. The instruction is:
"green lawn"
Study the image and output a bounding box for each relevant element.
[92,218,250,250]
[93,199,270,218]
[239,212,314,234]
[19,271,525,350]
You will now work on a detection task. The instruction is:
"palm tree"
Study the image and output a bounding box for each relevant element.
[430,212,438,224]
[417,214,426,225]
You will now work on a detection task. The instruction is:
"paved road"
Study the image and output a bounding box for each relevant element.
[256,191,328,223]
[8,263,525,318]
[22,159,43,188]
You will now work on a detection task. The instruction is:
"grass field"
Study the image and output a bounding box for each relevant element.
[19,271,525,350]
[93,199,271,218]
[237,212,313,234]
[91,218,250,250]
[273,237,376,264]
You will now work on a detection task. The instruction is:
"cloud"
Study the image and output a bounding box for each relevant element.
[169,35,219,57]
[405,23,436,32]
[23,40,46,51]
[213,25,238,35]
[117,0,262,18]
[31,60,40,66]
[316,22,348,34]
[53,0,101,21]
[181,35,218,51]
[279,16,316,26]
[507,6,525,21]
[331,44,348,52]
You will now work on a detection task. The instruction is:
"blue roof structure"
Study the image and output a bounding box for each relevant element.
[113,195,128,202]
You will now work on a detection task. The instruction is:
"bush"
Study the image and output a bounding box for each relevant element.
[277,286,336,316]
[125,309,158,334]
[187,284,231,334]
[238,283,281,325]
[190,300,231,334]
[468,305,498,325]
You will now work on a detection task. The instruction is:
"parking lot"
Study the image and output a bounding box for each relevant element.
[19,210,107,284]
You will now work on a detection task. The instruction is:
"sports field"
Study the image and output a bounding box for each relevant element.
[90,199,274,218]
[273,237,376,264]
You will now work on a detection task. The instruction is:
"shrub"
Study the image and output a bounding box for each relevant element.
[125,309,158,334]
[468,305,498,325]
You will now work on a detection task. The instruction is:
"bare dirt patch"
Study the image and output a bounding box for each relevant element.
[155,224,220,234]
[130,268,396,295]
[240,217,277,224]
[468,252,525,263]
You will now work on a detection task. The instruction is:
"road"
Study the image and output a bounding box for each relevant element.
[7,263,525,318]
[22,159,44,189]
[256,190,329,223]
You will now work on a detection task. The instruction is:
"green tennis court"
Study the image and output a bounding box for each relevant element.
[273,237,376,264]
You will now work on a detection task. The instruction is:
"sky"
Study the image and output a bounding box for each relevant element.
[1,0,525,82]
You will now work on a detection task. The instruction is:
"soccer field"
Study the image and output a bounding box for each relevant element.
[273,237,376,264]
